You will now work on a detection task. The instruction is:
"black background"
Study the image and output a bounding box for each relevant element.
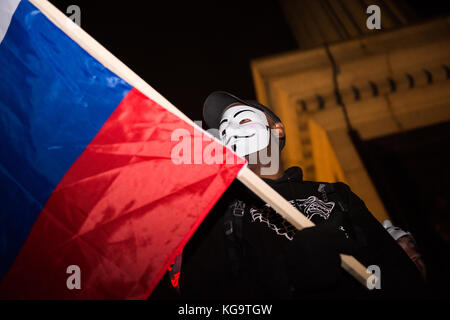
[49,0,298,121]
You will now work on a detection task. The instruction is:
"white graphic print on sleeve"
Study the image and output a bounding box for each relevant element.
[292,196,335,221]
[250,196,335,241]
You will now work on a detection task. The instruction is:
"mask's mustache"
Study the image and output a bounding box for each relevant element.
[225,133,256,146]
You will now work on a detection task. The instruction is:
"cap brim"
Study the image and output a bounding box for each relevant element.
[203,91,249,129]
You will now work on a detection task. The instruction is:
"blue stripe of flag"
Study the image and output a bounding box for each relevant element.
[0,0,132,278]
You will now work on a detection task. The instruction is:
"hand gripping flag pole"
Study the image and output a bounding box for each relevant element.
[29,0,374,290]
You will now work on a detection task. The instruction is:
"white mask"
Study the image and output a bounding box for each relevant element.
[219,104,270,157]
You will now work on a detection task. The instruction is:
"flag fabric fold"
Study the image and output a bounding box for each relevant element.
[0,0,245,299]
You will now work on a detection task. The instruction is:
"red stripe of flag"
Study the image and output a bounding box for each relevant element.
[0,88,244,299]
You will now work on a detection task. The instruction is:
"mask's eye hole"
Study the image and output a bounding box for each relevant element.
[221,129,226,136]
[239,119,251,125]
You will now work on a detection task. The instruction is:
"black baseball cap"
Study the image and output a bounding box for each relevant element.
[203,91,285,149]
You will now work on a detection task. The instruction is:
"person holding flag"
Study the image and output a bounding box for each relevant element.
[153,91,426,299]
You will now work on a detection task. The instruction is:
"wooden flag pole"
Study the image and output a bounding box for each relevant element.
[30,0,374,289]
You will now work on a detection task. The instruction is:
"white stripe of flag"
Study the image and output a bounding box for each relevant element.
[0,0,21,45]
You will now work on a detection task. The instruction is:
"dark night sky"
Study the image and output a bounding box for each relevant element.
[49,0,298,121]
[47,0,450,121]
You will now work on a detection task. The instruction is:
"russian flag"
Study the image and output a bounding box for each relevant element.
[0,0,245,299]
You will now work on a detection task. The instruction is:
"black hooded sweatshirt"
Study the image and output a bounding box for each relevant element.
[152,167,425,300]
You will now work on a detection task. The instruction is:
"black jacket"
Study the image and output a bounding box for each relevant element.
[152,167,425,299]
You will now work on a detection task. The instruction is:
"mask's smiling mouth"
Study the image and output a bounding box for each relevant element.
[225,133,256,146]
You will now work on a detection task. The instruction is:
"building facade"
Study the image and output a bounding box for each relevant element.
[251,0,450,222]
